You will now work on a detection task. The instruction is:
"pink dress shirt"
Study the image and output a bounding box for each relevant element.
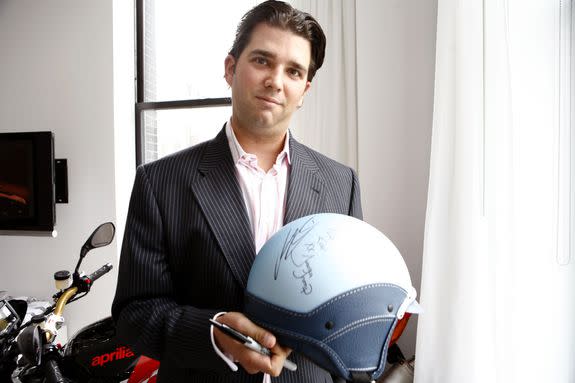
[225,121,290,253]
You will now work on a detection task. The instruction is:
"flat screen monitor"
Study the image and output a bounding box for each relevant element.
[0,132,56,231]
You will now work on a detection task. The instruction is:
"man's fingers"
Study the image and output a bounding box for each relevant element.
[251,326,276,349]
[214,312,292,376]
[241,350,272,374]
[268,352,288,376]
[219,312,276,349]
[270,344,292,356]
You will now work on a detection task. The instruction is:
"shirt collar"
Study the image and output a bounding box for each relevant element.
[225,120,291,166]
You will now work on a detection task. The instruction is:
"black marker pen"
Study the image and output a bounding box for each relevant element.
[209,319,297,371]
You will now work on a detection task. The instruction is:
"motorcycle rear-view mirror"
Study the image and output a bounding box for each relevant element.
[87,222,116,249]
[75,222,116,274]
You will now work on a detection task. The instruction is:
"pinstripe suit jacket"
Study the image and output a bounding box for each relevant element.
[112,127,362,382]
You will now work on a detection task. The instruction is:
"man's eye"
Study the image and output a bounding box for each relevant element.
[288,69,301,78]
[255,57,268,65]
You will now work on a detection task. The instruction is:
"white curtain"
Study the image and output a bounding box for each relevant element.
[288,0,358,170]
[415,0,575,382]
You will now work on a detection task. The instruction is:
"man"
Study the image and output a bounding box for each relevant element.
[112,1,362,382]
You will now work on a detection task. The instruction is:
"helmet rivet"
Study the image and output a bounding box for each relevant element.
[325,321,335,330]
[387,304,394,313]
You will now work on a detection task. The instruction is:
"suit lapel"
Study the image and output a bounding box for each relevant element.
[191,128,255,288]
[190,130,326,287]
[284,136,326,224]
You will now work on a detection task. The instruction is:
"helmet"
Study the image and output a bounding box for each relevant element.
[244,213,421,382]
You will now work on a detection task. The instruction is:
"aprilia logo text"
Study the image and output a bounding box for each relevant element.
[91,346,135,367]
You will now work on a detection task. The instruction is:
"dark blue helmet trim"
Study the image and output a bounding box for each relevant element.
[244,283,406,381]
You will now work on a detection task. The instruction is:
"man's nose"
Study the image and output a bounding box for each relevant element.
[265,67,283,91]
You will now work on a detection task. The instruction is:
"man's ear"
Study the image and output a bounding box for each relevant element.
[298,81,312,108]
[224,55,236,87]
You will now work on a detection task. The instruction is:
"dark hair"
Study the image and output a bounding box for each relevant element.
[229,0,326,81]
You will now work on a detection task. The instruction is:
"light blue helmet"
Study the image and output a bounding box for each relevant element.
[244,213,421,382]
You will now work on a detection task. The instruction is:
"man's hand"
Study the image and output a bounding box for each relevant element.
[212,312,291,376]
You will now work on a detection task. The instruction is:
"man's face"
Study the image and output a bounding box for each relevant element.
[225,23,312,138]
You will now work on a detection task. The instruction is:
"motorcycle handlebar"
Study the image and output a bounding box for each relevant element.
[44,359,66,383]
[87,263,113,283]
[51,263,113,318]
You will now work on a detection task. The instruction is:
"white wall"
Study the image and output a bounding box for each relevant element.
[0,0,436,360]
[0,0,134,338]
[357,0,437,358]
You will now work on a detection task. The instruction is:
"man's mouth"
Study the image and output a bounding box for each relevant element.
[256,96,282,106]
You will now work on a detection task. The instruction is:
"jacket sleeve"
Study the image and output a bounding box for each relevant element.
[111,166,227,370]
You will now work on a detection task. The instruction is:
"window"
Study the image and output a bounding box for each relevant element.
[136,0,259,164]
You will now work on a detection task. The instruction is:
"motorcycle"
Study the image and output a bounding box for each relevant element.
[4,222,159,383]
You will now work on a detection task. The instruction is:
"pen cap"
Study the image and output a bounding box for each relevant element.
[244,213,421,382]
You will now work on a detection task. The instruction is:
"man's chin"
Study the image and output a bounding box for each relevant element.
[252,118,289,137]
[252,113,277,128]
